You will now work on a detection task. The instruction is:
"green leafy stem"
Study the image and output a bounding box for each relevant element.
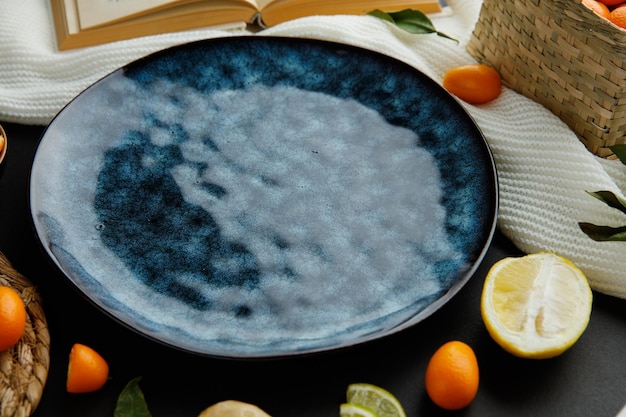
[366,9,457,42]
[578,144,626,242]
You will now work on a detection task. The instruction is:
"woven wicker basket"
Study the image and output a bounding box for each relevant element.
[467,0,626,158]
[0,253,50,417]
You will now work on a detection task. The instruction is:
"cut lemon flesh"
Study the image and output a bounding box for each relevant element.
[197,400,271,417]
[481,252,593,359]
[340,403,379,417]
[346,383,406,417]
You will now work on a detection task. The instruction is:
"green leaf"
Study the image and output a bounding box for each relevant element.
[609,144,626,165]
[385,9,437,32]
[114,377,152,417]
[586,190,626,215]
[366,9,395,23]
[578,222,626,241]
[367,9,458,42]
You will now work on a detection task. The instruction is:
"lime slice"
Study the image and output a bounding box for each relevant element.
[340,403,379,417]
[346,383,406,417]
[481,252,593,359]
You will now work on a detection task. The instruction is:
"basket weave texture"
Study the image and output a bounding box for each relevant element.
[467,0,626,158]
[0,253,49,417]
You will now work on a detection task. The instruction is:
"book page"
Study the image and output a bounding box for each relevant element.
[255,0,274,9]
[62,0,80,34]
[75,0,260,29]
[75,0,183,29]
[260,0,442,26]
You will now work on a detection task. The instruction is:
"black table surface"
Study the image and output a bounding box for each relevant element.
[1,121,626,417]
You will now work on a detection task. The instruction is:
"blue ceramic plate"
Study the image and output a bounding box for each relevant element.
[30,37,497,358]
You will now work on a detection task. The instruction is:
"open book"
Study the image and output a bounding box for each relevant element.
[50,0,444,50]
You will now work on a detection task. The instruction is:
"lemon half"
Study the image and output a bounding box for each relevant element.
[481,252,593,359]
[197,400,271,417]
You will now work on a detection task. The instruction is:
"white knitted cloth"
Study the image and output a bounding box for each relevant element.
[1,0,625,297]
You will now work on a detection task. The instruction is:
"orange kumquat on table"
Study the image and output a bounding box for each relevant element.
[424,340,479,410]
[67,343,110,393]
[442,64,501,105]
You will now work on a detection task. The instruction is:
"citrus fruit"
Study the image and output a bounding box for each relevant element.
[481,252,593,359]
[0,286,27,352]
[340,403,379,417]
[609,4,626,29]
[198,400,271,417]
[66,343,110,393]
[346,383,406,417]
[424,341,479,410]
[582,0,611,19]
[442,63,501,105]
[598,0,625,6]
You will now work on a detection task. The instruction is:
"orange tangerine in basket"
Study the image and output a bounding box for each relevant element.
[0,286,27,352]
[609,4,626,29]
[0,286,26,352]
[582,0,611,18]
[597,0,625,6]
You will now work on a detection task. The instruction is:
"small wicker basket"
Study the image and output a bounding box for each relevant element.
[467,0,626,158]
[0,253,50,417]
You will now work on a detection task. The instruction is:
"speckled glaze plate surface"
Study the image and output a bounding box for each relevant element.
[30,36,497,358]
